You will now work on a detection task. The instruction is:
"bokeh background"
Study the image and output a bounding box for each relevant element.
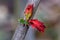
[0,0,60,40]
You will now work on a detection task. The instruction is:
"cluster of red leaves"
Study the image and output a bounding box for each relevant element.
[29,19,46,32]
[24,4,46,32]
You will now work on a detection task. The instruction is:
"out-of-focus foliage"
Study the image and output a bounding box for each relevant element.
[0,31,12,40]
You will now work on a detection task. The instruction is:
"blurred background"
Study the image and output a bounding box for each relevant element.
[0,0,60,40]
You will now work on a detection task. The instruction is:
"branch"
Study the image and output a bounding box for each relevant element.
[12,24,29,40]
[11,0,40,40]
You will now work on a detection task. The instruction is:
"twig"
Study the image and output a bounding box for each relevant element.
[12,24,29,40]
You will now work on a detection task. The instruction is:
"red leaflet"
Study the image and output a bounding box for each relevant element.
[24,4,33,20]
[29,19,46,32]
[24,4,33,15]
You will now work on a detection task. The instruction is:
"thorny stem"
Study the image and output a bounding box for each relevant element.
[11,0,40,40]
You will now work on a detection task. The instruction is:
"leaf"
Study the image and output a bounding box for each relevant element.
[18,18,28,25]
[29,19,46,32]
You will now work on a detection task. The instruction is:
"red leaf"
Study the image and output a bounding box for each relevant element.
[24,4,33,15]
[29,19,46,32]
